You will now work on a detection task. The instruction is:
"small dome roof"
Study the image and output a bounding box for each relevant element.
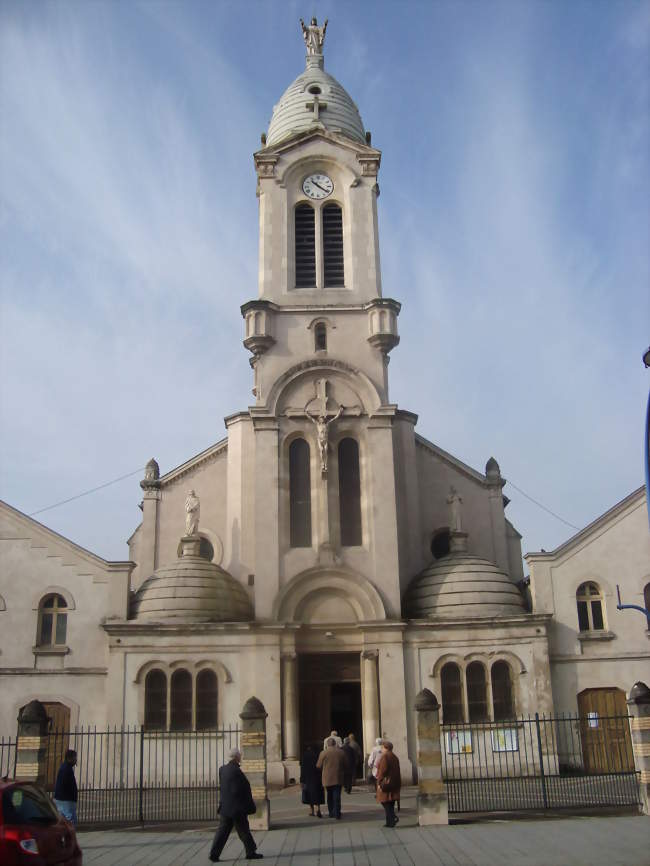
[403,552,526,619]
[132,547,252,623]
[267,57,365,147]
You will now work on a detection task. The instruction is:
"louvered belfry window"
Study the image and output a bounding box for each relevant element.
[295,204,316,287]
[323,203,344,287]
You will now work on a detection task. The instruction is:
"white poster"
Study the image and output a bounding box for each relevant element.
[446,729,473,754]
[491,728,519,752]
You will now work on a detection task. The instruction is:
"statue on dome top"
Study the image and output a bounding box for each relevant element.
[300,16,328,55]
[447,486,464,533]
[185,489,200,536]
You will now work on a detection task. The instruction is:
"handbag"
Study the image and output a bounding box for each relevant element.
[379,775,392,792]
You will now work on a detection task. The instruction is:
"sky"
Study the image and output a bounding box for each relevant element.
[1,0,648,564]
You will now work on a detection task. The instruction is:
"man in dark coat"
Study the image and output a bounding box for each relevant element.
[341,738,357,794]
[53,749,78,825]
[209,748,262,862]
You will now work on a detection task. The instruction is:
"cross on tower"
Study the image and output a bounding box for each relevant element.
[306,95,327,121]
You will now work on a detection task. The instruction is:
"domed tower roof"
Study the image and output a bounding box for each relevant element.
[403,550,527,619]
[266,19,365,147]
[132,536,252,623]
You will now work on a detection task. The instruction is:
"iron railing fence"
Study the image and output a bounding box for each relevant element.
[0,735,17,779]
[442,712,640,813]
[5,725,240,826]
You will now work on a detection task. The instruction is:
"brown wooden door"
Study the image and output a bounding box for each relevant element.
[578,688,634,773]
[42,702,70,789]
[299,682,331,756]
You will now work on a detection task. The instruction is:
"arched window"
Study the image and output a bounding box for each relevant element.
[338,438,362,546]
[295,204,316,287]
[441,663,464,724]
[144,669,167,731]
[323,203,344,287]
[170,669,192,731]
[491,661,514,720]
[431,529,450,560]
[196,669,218,730]
[37,594,67,646]
[576,582,605,632]
[290,438,312,548]
[314,322,327,351]
[466,662,488,722]
[644,584,650,629]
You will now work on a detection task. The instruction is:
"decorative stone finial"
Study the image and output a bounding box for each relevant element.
[414,688,440,711]
[140,457,161,491]
[240,696,268,719]
[629,681,650,704]
[185,489,200,536]
[18,700,49,726]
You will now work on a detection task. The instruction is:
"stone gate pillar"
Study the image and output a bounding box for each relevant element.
[240,696,270,830]
[414,688,448,826]
[627,680,650,815]
[16,700,50,785]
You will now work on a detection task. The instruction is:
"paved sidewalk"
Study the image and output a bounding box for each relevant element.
[77,786,650,866]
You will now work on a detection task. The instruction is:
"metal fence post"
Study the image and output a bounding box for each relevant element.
[138,725,144,825]
[534,713,548,809]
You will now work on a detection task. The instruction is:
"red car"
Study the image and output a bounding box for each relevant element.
[0,779,82,865]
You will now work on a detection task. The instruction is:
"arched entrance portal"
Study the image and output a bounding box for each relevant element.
[274,567,386,773]
[299,653,363,758]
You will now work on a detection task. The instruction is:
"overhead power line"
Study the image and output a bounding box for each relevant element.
[29,468,144,517]
[26,462,581,534]
[505,480,580,531]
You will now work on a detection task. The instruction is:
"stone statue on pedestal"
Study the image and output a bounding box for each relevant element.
[185,489,200,536]
[300,17,327,55]
[447,486,463,533]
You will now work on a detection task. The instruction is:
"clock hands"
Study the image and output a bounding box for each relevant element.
[310,179,329,193]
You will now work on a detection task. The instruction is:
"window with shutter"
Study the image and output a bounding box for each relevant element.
[295,204,316,287]
[323,203,344,287]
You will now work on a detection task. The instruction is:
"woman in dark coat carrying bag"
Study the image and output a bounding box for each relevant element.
[300,744,324,817]
[375,741,401,828]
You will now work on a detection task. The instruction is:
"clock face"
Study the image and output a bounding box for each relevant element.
[302,173,333,200]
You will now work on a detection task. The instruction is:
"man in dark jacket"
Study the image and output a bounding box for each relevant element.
[209,748,262,862]
[53,749,78,825]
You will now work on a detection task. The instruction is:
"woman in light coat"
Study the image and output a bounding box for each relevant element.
[367,738,383,790]
[375,741,401,827]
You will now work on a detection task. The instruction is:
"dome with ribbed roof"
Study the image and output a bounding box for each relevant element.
[132,537,252,623]
[266,50,365,146]
[403,549,526,620]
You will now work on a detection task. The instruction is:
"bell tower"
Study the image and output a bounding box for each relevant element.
[241,18,401,407]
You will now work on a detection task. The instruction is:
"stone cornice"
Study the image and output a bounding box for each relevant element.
[524,485,645,562]
[404,613,552,631]
[0,500,133,572]
[159,438,228,487]
[102,620,300,637]
[0,667,107,676]
[414,435,488,486]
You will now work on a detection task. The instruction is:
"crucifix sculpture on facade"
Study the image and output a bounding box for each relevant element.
[304,378,344,475]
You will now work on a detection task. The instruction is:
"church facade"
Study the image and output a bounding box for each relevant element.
[1,22,648,787]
